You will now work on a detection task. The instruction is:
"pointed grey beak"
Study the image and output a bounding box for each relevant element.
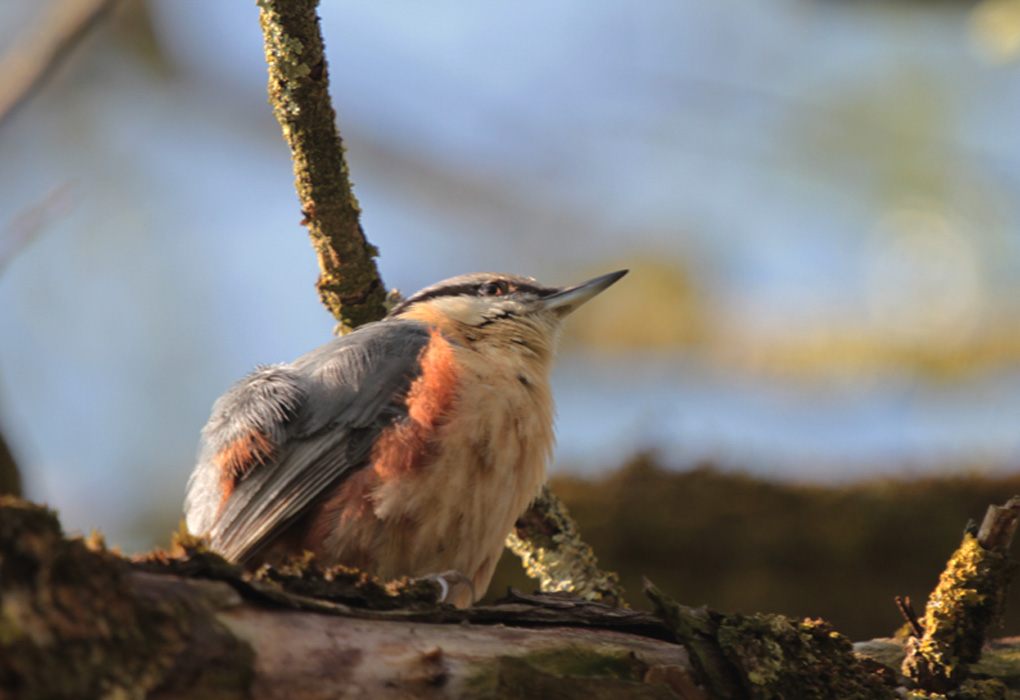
[543,269,628,317]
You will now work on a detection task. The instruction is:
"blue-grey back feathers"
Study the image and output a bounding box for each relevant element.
[185,319,433,563]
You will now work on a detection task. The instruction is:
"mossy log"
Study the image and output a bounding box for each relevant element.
[4,495,1020,699]
[0,497,693,699]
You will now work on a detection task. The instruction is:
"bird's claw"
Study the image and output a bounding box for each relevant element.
[423,570,476,608]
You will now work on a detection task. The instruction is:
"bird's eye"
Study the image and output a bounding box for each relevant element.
[478,280,508,296]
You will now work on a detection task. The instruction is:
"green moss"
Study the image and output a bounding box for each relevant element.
[0,497,254,698]
[644,580,745,699]
[646,580,893,699]
[517,647,637,680]
[257,0,312,119]
[465,654,676,700]
[954,678,1009,700]
[717,614,896,700]
[251,555,443,610]
[971,640,1020,679]
[0,600,24,645]
[137,534,444,612]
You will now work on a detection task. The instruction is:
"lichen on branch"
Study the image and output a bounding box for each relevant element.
[901,497,1020,695]
[256,0,386,332]
[508,485,626,606]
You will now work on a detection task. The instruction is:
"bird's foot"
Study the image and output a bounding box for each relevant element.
[422,570,477,608]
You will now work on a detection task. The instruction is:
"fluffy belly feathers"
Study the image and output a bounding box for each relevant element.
[304,334,554,605]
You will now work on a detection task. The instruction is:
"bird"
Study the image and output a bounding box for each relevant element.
[184,269,627,607]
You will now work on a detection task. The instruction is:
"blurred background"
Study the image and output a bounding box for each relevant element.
[2,0,1020,639]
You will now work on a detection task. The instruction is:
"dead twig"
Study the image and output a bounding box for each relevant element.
[0,183,75,275]
[894,595,924,638]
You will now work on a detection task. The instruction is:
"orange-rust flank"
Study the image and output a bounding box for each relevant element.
[372,329,460,481]
[214,430,274,509]
[303,467,379,561]
[215,430,275,479]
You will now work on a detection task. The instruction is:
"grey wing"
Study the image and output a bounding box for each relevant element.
[184,320,432,564]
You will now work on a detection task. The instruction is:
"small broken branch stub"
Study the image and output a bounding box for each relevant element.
[901,497,1020,694]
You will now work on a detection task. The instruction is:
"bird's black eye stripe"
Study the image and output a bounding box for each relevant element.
[518,283,549,297]
[388,276,551,318]
[389,283,479,316]
[478,280,509,296]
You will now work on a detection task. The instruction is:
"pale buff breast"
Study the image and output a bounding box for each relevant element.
[316,335,556,605]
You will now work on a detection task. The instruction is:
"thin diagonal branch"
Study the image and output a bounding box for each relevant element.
[0,183,76,275]
[256,0,387,332]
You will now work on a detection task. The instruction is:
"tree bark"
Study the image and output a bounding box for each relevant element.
[6,495,1020,699]
[0,496,695,699]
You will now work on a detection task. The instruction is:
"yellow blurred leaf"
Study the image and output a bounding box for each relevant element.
[969,0,1020,64]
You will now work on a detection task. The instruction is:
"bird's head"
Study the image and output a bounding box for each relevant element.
[389,270,627,361]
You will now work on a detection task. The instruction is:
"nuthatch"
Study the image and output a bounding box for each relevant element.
[185,269,627,606]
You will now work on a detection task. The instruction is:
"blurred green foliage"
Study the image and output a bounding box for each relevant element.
[487,453,1020,641]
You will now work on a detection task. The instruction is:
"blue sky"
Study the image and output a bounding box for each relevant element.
[2,0,1019,549]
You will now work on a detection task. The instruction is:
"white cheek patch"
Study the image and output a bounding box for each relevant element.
[431,296,488,326]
